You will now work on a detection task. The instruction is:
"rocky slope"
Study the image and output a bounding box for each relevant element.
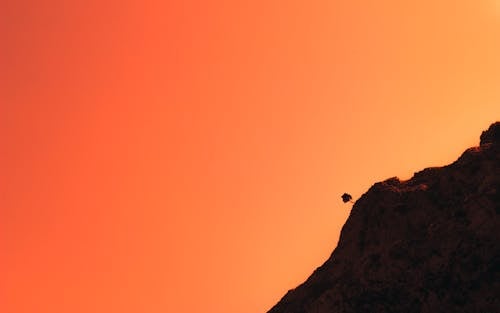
[268,122,499,313]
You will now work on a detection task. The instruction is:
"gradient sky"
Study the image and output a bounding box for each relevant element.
[2,1,499,312]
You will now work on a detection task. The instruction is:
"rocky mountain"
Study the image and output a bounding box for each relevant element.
[268,122,499,313]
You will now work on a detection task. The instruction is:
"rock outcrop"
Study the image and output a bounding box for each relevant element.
[268,122,499,313]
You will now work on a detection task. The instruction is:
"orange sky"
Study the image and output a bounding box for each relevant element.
[1,1,499,312]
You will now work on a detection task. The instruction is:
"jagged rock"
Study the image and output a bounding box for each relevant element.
[268,122,500,313]
[480,122,500,145]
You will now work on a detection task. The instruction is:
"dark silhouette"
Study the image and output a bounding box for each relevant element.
[341,193,353,203]
[268,122,500,313]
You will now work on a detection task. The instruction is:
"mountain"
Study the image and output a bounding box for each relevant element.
[268,122,499,313]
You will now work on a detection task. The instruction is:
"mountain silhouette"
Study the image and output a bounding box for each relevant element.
[268,122,499,313]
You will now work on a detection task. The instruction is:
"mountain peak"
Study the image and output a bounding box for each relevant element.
[480,121,500,145]
[268,122,499,313]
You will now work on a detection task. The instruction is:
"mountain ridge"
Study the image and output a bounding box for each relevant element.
[268,122,499,313]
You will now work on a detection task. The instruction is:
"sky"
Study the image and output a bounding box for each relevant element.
[1,1,499,312]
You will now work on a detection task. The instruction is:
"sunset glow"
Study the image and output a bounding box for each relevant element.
[2,1,500,312]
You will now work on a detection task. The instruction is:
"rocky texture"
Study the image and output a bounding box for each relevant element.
[268,122,499,313]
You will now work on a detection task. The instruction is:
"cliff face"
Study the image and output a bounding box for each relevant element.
[268,122,499,313]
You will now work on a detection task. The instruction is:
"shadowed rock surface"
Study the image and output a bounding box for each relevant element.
[268,122,499,313]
